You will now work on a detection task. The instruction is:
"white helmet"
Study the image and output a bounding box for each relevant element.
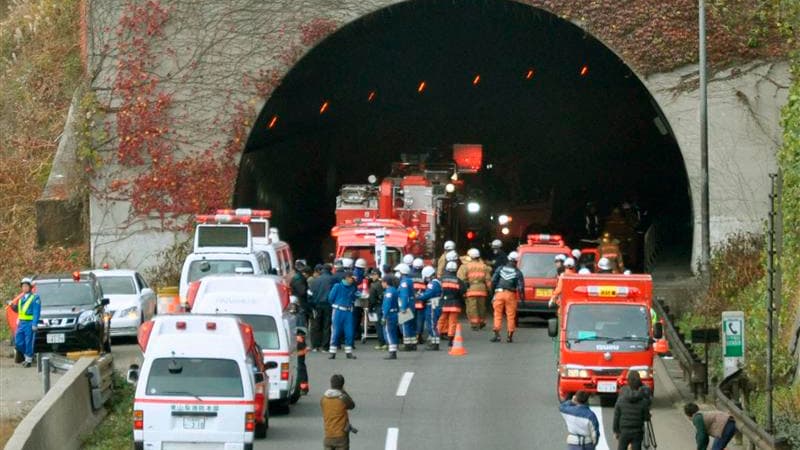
[554,254,567,262]
[412,258,424,269]
[571,249,582,259]
[446,250,459,262]
[354,258,367,269]
[402,254,414,265]
[342,257,354,269]
[597,257,612,271]
[467,248,480,259]
[444,240,456,251]
[421,266,436,279]
[578,268,591,275]
[564,257,576,268]
[394,263,411,275]
[445,261,458,272]
[491,239,502,249]
[20,277,33,285]
[508,251,519,262]
[623,270,632,275]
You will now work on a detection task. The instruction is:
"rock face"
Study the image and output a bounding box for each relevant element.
[78,0,791,271]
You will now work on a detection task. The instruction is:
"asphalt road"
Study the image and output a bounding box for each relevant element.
[111,317,697,450]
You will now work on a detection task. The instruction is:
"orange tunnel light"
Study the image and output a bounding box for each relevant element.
[472,74,481,85]
[319,101,329,114]
[368,91,376,102]
[580,65,589,76]
[417,81,426,93]
[268,115,278,129]
[526,68,535,80]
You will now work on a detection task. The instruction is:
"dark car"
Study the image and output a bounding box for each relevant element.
[33,272,111,354]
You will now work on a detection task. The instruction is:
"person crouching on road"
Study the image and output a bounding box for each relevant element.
[416,266,442,350]
[491,251,525,343]
[613,371,652,450]
[381,275,400,359]
[438,261,466,347]
[321,374,356,450]
[684,402,737,450]
[328,272,357,360]
[14,278,40,368]
[559,390,600,450]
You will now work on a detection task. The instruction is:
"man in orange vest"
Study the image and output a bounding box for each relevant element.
[598,232,624,273]
[549,258,577,308]
[490,251,525,343]
[457,248,492,331]
[438,261,466,347]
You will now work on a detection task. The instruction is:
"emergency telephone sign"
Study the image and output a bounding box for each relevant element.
[722,311,745,378]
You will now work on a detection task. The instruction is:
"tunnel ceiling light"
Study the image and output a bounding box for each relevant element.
[467,202,480,214]
[319,101,329,114]
[268,115,278,129]
[580,65,589,76]
[445,183,455,193]
[417,81,426,93]
[472,74,481,85]
[498,214,510,225]
[368,91,376,102]
[526,68,535,80]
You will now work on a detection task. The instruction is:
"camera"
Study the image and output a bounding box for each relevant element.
[347,424,359,434]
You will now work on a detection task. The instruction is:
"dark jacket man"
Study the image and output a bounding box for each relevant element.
[612,372,651,450]
[309,265,336,350]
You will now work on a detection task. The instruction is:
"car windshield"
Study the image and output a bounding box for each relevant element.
[520,253,559,278]
[35,282,95,307]
[566,304,650,347]
[97,276,136,295]
[341,246,402,268]
[146,358,244,398]
[188,260,254,283]
[236,314,280,350]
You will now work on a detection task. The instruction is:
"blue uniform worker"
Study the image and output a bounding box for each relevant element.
[410,261,427,343]
[381,276,399,360]
[15,278,41,367]
[395,264,417,351]
[327,273,357,359]
[416,266,443,350]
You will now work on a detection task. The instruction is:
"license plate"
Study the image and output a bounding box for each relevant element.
[182,416,205,429]
[535,288,553,297]
[597,381,617,393]
[46,333,65,344]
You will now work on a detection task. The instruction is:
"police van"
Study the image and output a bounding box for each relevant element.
[179,222,271,302]
[131,315,273,449]
[189,275,300,412]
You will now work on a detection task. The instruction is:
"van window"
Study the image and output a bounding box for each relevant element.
[146,358,244,398]
[519,253,558,278]
[97,276,137,295]
[236,315,280,350]
[188,260,254,282]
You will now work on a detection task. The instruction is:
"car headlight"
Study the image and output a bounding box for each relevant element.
[559,366,591,378]
[77,310,99,328]
[635,368,653,379]
[117,306,138,319]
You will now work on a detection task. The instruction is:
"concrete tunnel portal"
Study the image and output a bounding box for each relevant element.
[234,0,693,268]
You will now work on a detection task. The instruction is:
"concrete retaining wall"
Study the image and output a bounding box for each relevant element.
[3,358,106,450]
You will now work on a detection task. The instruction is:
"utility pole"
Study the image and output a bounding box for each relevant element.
[767,173,777,433]
[699,0,711,275]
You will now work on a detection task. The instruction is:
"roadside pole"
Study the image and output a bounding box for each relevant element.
[699,0,711,275]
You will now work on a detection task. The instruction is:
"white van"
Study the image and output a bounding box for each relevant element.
[131,314,271,449]
[190,275,300,412]
[179,224,272,301]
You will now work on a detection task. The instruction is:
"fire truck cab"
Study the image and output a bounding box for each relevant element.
[548,274,665,402]
[516,234,571,317]
[332,219,409,270]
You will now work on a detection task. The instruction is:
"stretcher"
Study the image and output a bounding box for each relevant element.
[358,297,379,344]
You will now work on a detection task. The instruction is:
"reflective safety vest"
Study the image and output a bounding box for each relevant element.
[18,294,36,321]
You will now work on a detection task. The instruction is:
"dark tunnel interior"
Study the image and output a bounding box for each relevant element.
[235,0,693,266]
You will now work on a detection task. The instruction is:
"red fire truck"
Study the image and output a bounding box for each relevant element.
[516,234,571,317]
[547,273,666,402]
[331,219,410,270]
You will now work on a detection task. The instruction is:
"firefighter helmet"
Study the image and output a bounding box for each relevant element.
[564,257,576,268]
[571,249,582,260]
[444,240,456,251]
[554,254,567,262]
[491,239,502,249]
[597,257,612,271]
[342,258,354,269]
[467,248,480,259]
[508,251,519,262]
[20,277,33,286]
[354,258,367,269]
[394,263,411,275]
[402,254,414,265]
[412,258,424,269]
[445,250,458,262]
[578,268,591,275]
[445,261,458,272]
[421,266,436,279]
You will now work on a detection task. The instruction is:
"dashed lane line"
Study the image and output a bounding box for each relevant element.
[395,371,415,397]
[590,405,611,450]
[385,427,399,450]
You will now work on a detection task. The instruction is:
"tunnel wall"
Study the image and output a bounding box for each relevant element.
[84,0,791,272]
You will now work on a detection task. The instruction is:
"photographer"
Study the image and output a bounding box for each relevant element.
[321,374,356,450]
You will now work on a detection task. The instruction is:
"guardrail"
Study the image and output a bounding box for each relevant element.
[654,299,788,449]
[643,223,659,273]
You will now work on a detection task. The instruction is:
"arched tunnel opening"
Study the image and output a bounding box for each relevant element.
[235,0,692,269]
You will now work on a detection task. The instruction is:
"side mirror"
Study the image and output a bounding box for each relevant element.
[265,361,278,370]
[254,372,266,384]
[547,318,558,338]
[100,298,110,306]
[653,322,664,340]
[127,364,140,384]
[141,288,154,296]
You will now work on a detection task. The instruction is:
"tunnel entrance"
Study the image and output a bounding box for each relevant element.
[236,0,692,268]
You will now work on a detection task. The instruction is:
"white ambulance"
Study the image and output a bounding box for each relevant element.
[189,275,300,412]
[130,315,272,449]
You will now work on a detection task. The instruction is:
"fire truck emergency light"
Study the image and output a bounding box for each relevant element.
[466,230,476,240]
[215,209,271,218]
[453,144,483,174]
[527,234,563,245]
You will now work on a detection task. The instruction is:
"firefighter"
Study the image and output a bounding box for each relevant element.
[598,232,625,272]
[458,248,492,331]
[14,278,40,367]
[549,258,577,308]
[411,258,427,344]
[327,272,358,360]
[584,202,601,240]
[381,275,400,360]
[597,257,614,274]
[554,254,567,276]
[489,239,508,272]
[437,240,457,277]
[416,266,442,350]
[491,251,525,343]
[395,263,417,351]
[438,261,465,347]
[402,254,415,266]
[367,269,387,350]
[296,329,310,395]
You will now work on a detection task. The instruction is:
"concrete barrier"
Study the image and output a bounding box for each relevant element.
[4,357,107,450]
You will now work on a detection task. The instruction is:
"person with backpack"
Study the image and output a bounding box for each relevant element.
[613,371,652,450]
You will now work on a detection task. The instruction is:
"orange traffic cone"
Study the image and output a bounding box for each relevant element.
[448,323,468,356]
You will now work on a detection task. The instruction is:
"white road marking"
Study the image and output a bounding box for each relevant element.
[395,371,415,396]
[385,427,399,450]
[590,406,610,450]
